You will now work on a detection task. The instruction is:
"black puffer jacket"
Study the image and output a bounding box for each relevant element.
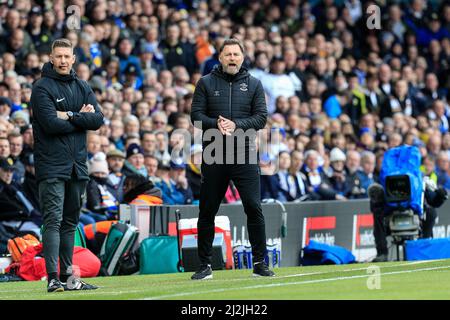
[191,65,267,155]
[31,62,104,182]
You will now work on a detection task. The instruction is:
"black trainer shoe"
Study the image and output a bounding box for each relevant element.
[191,264,213,280]
[47,279,64,293]
[253,262,275,277]
[62,278,99,291]
[371,253,388,263]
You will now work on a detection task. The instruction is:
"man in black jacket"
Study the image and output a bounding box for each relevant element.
[30,39,103,292]
[190,38,274,280]
[0,156,41,239]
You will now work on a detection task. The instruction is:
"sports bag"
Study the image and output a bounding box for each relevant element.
[7,234,40,262]
[140,208,183,274]
[99,222,139,276]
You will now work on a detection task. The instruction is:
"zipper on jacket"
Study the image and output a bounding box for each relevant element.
[229,82,232,119]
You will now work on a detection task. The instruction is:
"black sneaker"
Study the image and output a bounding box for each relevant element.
[371,253,388,263]
[47,279,64,293]
[253,262,275,277]
[62,278,99,291]
[191,264,213,280]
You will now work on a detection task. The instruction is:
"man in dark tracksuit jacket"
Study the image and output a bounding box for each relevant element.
[190,39,274,279]
[31,39,103,292]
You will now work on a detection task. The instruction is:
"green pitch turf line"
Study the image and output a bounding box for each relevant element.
[1,259,450,300]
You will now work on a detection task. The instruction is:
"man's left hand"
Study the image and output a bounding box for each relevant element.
[80,104,95,113]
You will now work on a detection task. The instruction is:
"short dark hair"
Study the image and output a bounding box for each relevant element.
[52,38,73,52]
[219,38,245,54]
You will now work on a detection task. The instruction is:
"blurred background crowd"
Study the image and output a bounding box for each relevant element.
[0,0,449,243]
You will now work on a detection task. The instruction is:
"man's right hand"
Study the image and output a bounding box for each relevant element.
[217,116,232,136]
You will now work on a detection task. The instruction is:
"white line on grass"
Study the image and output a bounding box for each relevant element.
[142,265,450,300]
[208,260,447,282]
[1,261,448,299]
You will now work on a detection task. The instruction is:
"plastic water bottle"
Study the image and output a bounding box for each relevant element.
[232,240,244,269]
[267,238,279,268]
[273,238,282,268]
[243,240,253,269]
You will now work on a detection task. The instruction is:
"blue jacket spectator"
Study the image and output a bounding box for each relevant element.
[155,161,193,205]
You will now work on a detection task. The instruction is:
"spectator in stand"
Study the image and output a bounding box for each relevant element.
[261,151,292,202]
[420,154,439,186]
[87,132,102,160]
[0,137,10,158]
[103,147,126,200]
[154,130,171,165]
[355,151,376,198]
[260,55,296,114]
[0,156,41,241]
[21,152,39,219]
[7,131,25,184]
[117,37,143,85]
[85,152,118,222]
[109,118,126,152]
[286,150,311,202]
[0,97,12,120]
[155,160,193,205]
[122,174,162,206]
[159,23,198,75]
[345,150,361,178]
[328,148,353,200]
[435,151,450,190]
[144,154,159,183]
[123,143,147,178]
[141,131,157,156]
[301,149,337,200]
[186,144,202,203]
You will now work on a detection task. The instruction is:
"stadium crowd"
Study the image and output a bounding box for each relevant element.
[0,0,449,253]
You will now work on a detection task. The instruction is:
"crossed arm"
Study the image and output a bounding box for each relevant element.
[32,86,104,134]
[56,90,104,131]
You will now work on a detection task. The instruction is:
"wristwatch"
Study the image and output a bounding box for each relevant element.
[67,111,74,120]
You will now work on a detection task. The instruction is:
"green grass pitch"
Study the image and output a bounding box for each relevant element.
[1,259,450,300]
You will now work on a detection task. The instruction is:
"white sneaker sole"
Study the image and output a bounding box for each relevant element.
[192,274,213,280]
[252,273,275,277]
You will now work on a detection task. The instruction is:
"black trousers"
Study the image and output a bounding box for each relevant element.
[197,163,267,266]
[39,174,87,276]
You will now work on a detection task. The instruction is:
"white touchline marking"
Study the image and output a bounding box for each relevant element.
[208,260,448,282]
[142,265,450,300]
[1,261,449,299]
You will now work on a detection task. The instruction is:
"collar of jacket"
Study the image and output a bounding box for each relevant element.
[211,64,249,82]
[41,62,77,82]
